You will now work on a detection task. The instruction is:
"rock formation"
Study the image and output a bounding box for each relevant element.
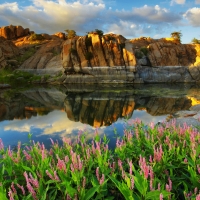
[0,25,30,40]
[1,25,200,84]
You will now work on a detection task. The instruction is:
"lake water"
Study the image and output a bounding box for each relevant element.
[0,83,200,149]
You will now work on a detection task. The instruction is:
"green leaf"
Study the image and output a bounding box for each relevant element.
[0,190,8,200]
[146,190,169,199]
[41,184,49,200]
[108,175,136,200]
[84,185,100,200]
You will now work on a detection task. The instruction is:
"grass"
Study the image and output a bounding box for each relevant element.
[0,69,41,86]
[0,119,200,199]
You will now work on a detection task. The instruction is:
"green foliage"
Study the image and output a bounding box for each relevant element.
[15,47,36,64]
[0,120,200,199]
[0,69,41,85]
[29,33,44,41]
[135,51,143,59]
[65,29,76,39]
[95,29,104,37]
[85,36,92,47]
[170,31,182,43]
[84,52,93,60]
[191,37,200,44]
[140,47,148,56]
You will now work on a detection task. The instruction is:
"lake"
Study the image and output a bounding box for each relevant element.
[0,83,199,149]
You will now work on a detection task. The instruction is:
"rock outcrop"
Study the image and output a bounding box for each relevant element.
[61,33,136,83]
[19,39,64,75]
[1,25,200,84]
[0,25,30,40]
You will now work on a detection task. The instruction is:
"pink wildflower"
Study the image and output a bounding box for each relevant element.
[131,177,134,190]
[160,193,163,200]
[57,155,66,172]
[99,174,105,185]
[8,189,14,200]
[46,170,54,180]
[23,150,31,161]
[118,159,123,170]
[54,171,60,181]
[82,177,86,188]
[17,184,25,195]
[128,159,133,175]
[96,167,100,182]
[196,194,200,200]
[0,138,4,150]
[11,182,17,194]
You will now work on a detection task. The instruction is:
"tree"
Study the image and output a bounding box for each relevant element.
[170,31,182,43]
[191,37,200,44]
[94,29,104,37]
[65,29,76,39]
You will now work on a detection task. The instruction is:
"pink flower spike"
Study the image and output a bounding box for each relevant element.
[0,138,4,150]
[160,193,163,200]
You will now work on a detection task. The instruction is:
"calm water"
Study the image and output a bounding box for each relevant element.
[0,83,199,149]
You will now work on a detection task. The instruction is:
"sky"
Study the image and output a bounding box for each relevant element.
[0,0,200,43]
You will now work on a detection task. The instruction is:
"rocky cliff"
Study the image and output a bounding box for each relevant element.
[1,25,200,83]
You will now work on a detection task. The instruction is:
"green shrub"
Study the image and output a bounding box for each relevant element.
[29,33,44,41]
[65,29,76,39]
[84,52,93,60]
[135,51,143,59]
[140,47,148,56]
[15,47,36,64]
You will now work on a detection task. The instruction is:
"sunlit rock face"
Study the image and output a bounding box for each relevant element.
[62,33,136,83]
[0,25,30,40]
[64,91,135,127]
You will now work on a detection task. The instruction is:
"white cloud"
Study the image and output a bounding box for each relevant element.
[184,7,200,26]
[114,5,181,24]
[0,0,105,33]
[170,0,186,5]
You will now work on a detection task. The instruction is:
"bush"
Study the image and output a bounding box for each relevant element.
[29,33,44,41]
[84,52,93,60]
[135,51,143,59]
[65,29,76,39]
[192,38,200,44]
[140,47,148,56]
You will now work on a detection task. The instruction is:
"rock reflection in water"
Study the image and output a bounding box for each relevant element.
[64,92,135,127]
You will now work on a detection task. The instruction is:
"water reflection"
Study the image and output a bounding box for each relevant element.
[0,83,199,148]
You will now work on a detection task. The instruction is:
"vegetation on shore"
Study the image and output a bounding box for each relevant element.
[0,119,200,199]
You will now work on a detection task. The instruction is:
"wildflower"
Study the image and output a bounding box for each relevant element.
[160,193,163,200]
[196,194,200,200]
[128,159,133,175]
[50,138,54,145]
[82,177,86,188]
[157,183,161,191]
[17,184,25,195]
[8,189,14,200]
[46,170,54,180]
[54,171,60,181]
[118,159,123,170]
[29,173,39,188]
[131,177,134,190]
[11,182,17,194]
[23,150,31,161]
[99,174,105,185]
[57,155,66,172]
[0,138,4,150]
[96,167,100,182]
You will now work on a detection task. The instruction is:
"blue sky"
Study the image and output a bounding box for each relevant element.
[0,0,200,43]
